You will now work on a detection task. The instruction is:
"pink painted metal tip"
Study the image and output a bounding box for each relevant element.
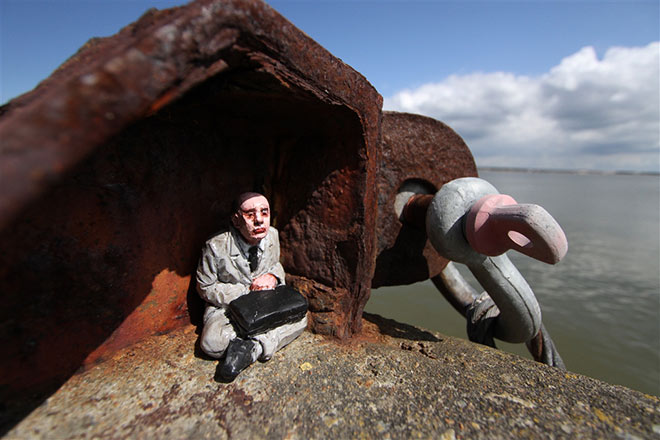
[465,194,568,264]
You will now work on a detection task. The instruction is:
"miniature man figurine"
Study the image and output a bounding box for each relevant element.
[196,192,307,380]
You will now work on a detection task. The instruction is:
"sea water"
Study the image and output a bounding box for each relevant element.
[366,170,660,396]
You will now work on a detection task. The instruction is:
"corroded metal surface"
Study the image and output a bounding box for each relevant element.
[372,112,478,288]
[0,0,381,429]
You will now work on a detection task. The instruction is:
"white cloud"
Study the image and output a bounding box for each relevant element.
[384,42,660,172]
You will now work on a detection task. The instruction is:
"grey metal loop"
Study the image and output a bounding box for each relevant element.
[426,177,541,343]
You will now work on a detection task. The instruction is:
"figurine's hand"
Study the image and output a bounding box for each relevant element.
[250,273,278,291]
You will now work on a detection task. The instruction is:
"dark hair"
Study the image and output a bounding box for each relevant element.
[231,192,266,214]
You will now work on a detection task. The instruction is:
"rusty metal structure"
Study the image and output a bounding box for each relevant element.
[0,0,481,429]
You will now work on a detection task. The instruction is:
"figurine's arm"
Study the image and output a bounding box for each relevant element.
[266,261,286,286]
[250,260,285,291]
[196,243,248,307]
[265,229,286,285]
[249,229,285,290]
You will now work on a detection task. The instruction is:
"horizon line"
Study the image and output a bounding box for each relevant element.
[477,166,660,177]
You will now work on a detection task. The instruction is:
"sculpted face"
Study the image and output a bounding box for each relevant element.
[232,193,270,245]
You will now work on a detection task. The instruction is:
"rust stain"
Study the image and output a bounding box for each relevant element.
[85,270,190,366]
[146,88,179,116]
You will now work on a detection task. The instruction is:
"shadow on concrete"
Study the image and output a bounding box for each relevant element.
[363,312,441,342]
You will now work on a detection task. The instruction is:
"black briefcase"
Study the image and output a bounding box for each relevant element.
[228,285,308,337]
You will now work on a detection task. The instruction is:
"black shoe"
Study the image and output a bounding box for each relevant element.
[219,338,256,381]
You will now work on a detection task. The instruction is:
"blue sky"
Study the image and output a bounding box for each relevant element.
[2,0,659,171]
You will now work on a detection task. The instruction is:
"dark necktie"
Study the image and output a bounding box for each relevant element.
[248,246,259,272]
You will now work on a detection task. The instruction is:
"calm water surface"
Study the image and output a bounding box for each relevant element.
[365,170,660,396]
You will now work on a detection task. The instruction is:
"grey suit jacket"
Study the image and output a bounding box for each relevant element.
[196,226,286,308]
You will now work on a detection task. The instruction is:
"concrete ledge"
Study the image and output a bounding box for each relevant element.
[6,314,659,439]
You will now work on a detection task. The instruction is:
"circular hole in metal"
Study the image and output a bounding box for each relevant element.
[394,178,437,219]
[508,230,532,249]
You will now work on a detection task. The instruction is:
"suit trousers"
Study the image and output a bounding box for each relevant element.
[200,304,307,360]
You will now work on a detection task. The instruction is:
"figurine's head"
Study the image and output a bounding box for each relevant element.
[232,192,271,245]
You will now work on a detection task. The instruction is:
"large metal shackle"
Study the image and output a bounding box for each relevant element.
[426,177,567,343]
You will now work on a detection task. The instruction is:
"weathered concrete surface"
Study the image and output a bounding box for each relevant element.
[6,314,658,439]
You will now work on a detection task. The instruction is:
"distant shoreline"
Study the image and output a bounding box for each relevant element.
[478,166,660,177]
